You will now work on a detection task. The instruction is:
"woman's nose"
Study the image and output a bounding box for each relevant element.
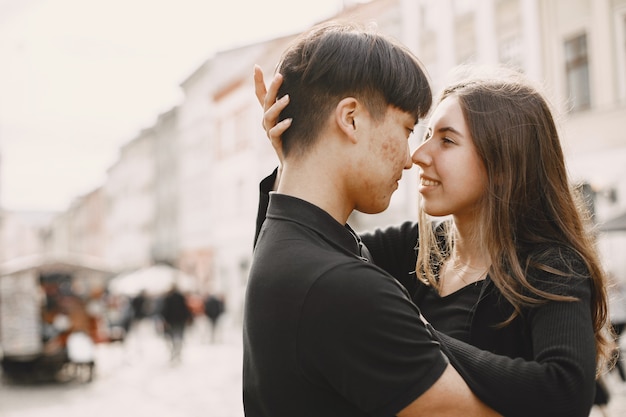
[412,142,431,167]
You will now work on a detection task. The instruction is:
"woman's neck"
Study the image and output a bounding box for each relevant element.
[450,221,490,269]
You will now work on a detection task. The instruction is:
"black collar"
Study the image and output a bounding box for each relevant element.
[267,193,370,262]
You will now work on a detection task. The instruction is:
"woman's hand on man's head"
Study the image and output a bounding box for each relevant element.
[254,65,292,163]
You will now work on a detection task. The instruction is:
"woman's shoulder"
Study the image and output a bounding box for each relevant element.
[524,244,591,295]
[527,244,587,273]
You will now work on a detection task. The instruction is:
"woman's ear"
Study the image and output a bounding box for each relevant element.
[335,97,359,143]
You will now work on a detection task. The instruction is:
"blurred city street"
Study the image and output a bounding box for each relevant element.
[1,315,626,417]
[0,317,244,417]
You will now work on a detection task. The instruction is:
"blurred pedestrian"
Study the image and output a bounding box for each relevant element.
[159,285,192,363]
[105,293,133,343]
[131,290,148,325]
[204,293,225,343]
[608,273,626,382]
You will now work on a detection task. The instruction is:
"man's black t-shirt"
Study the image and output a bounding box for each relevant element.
[243,193,448,417]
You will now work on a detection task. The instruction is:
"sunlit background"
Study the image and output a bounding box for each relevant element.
[1,0,626,416]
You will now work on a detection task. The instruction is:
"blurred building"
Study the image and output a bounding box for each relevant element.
[176,40,290,321]
[0,210,57,262]
[104,126,156,271]
[47,187,107,259]
[175,53,218,298]
[152,107,180,266]
[538,0,626,277]
[399,0,626,279]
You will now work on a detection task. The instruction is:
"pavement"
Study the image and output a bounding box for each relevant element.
[0,317,244,417]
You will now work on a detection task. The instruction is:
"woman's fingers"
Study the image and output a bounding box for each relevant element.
[265,72,283,112]
[253,65,267,107]
[252,65,291,167]
[269,118,292,143]
[265,96,290,164]
[253,65,284,111]
[254,64,287,135]
[262,94,289,136]
[268,118,290,164]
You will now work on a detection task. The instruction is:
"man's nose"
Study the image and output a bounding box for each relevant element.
[404,143,413,169]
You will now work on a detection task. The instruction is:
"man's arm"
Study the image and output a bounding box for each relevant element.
[300,264,501,417]
[399,364,501,417]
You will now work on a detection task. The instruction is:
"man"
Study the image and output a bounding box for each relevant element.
[243,22,499,416]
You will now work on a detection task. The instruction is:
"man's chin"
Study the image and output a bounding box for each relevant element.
[355,200,392,215]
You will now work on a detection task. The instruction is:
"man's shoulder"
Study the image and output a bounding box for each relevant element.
[255,220,350,265]
[310,260,411,305]
[252,231,408,300]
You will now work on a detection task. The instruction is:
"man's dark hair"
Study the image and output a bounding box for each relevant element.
[276,21,432,158]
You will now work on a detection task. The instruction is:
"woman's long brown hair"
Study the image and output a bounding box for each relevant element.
[416,68,615,373]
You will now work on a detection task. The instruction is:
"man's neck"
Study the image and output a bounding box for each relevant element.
[277,162,353,225]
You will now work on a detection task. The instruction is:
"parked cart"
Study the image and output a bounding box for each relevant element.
[0,254,112,383]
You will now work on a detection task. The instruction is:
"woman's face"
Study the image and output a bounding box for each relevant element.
[411,96,488,221]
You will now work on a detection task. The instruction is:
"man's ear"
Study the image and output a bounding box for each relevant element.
[335,98,359,143]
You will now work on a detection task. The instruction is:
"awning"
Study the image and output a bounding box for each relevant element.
[107,264,197,297]
[599,211,626,233]
[0,253,113,277]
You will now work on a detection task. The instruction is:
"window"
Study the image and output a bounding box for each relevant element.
[623,14,626,93]
[564,34,591,111]
[623,14,626,72]
[452,0,473,16]
[217,106,251,158]
[420,2,437,32]
[618,11,626,101]
[499,35,522,71]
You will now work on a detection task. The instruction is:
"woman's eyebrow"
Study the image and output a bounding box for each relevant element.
[438,126,464,137]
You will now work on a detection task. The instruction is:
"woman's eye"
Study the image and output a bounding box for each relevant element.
[442,136,454,144]
[422,128,433,142]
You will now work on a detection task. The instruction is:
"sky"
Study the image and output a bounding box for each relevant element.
[0,0,347,211]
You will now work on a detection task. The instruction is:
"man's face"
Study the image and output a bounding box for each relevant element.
[351,106,415,214]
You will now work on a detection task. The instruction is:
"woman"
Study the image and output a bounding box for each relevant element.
[253,65,614,417]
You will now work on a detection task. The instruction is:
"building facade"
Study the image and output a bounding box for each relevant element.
[400,0,626,279]
[104,128,156,272]
[539,0,626,277]
[152,107,180,266]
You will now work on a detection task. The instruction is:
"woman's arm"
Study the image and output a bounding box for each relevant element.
[253,169,279,248]
[433,270,597,417]
[360,223,420,296]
